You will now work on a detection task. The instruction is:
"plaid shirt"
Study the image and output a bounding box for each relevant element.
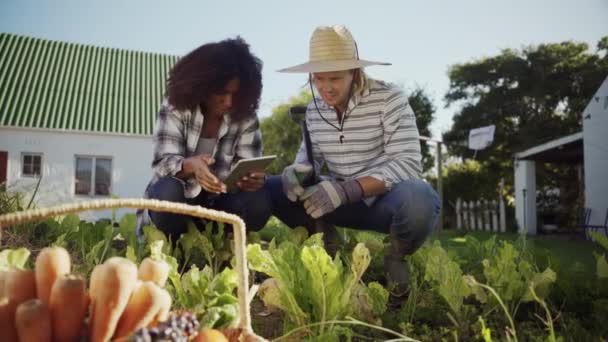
[147,99,263,199]
[135,99,262,238]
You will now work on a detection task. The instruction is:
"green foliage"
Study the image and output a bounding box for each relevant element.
[0,248,31,270]
[177,221,232,275]
[442,37,608,224]
[590,232,608,279]
[172,264,239,328]
[247,236,388,337]
[414,241,471,318]
[433,160,511,230]
[470,240,557,320]
[408,87,437,172]
[0,188,25,215]
[260,91,312,175]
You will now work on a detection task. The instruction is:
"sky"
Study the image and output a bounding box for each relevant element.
[1,0,606,138]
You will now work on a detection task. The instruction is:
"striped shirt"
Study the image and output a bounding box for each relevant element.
[147,99,262,199]
[296,80,422,192]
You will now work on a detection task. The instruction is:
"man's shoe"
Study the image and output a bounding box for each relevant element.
[308,220,342,257]
[384,254,411,298]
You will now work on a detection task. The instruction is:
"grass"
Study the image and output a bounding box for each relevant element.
[435,229,600,279]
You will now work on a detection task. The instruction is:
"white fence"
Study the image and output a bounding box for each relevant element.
[455,198,507,232]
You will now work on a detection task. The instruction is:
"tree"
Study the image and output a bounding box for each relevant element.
[261,86,438,175]
[408,87,436,172]
[260,91,312,175]
[443,36,608,165]
[441,36,608,231]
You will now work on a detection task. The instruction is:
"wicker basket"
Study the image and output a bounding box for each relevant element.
[0,198,268,342]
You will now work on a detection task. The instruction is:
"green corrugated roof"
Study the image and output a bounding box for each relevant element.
[0,32,178,135]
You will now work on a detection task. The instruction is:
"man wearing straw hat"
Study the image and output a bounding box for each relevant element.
[265,25,441,299]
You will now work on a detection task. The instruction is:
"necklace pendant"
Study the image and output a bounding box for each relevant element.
[339,134,344,144]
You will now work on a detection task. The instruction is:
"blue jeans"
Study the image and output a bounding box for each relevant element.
[266,175,441,256]
[147,176,272,239]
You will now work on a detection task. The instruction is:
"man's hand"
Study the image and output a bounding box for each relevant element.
[182,155,226,194]
[281,163,313,201]
[236,171,266,192]
[301,179,364,218]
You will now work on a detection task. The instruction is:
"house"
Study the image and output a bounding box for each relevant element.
[514,76,608,234]
[0,33,178,219]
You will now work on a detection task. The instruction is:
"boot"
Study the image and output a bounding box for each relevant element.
[384,237,411,299]
[307,220,342,257]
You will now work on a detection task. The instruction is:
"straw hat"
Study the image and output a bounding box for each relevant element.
[278,25,390,73]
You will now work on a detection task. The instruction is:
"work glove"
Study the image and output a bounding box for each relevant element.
[300,179,364,218]
[281,163,314,201]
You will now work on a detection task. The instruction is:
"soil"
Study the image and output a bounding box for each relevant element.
[249,297,285,340]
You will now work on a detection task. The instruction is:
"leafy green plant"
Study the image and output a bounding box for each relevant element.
[413,241,471,323]
[0,247,31,270]
[178,221,232,275]
[247,234,388,338]
[590,231,608,279]
[144,240,239,329]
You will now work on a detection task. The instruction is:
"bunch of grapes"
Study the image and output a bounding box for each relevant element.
[129,312,200,342]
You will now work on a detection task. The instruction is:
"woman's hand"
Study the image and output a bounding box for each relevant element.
[181,155,226,193]
[236,171,266,192]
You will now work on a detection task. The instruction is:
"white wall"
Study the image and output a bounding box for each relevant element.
[583,76,608,226]
[0,127,153,220]
[514,159,537,235]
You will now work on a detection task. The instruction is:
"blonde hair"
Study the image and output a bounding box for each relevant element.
[352,68,371,97]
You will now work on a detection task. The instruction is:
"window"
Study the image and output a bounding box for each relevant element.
[75,156,112,196]
[22,153,42,177]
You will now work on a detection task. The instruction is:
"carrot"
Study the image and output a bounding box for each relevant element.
[87,263,105,329]
[0,270,7,298]
[149,287,172,326]
[90,257,138,342]
[35,246,71,306]
[0,297,19,342]
[114,281,166,339]
[0,269,37,342]
[49,274,88,342]
[15,298,52,342]
[138,257,170,287]
[5,268,37,305]
[89,263,105,299]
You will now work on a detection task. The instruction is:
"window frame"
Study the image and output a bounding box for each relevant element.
[21,152,43,178]
[74,155,113,197]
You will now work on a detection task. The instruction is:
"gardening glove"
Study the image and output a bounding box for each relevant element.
[300,179,364,219]
[281,163,314,202]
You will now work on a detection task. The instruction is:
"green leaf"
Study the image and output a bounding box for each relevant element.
[119,213,138,251]
[0,248,31,271]
[350,243,371,281]
[143,225,171,255]
[424,241,471,314]
[522,267,556,302]
[177,223,202,263]
[595,253,608,279]
[125,246,137,263]
[287,226,309,245]
[60,214,81,234]
[590,232,608,251]
[301,245,340,322]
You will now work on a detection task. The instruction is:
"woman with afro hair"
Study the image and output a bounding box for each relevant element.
[137,37,271,240]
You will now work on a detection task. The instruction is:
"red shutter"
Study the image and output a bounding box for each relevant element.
[0,151,7,185]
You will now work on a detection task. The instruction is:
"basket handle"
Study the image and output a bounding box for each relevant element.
[0,198,267,341]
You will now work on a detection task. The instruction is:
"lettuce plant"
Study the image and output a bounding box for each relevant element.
[247,234,388,338]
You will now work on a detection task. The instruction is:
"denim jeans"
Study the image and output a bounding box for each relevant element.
[147,176,272,239]
[266,175,441,256]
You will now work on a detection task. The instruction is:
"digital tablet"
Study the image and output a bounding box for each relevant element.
[224,155,277,192]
